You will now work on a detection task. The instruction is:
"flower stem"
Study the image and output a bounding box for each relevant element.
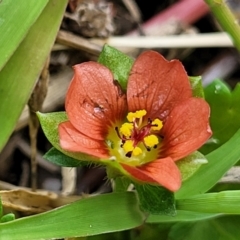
[205,0,240,52]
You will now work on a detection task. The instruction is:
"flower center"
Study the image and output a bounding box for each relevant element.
[107,110,163,166]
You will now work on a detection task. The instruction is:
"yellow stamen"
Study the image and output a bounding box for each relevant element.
[144,135,159,148]
[135,110,147,118]
[126,112,135,122]
[132,147,142,156]
[127,110,146,122]
[152,118,163,131]
[116,110,161,159]
[122,140,142,156]
[119,123,133,137]
[122,140,134,152]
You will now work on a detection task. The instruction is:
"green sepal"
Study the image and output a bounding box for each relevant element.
[176,151,208,182]
[200,79,240,154]
[113,177,132,192]
[98,44,134,91]
[0,213,15,223]
[37,112,99,162]
[134,183,176,215]
[44,147,90,167]
[189,76,205,98]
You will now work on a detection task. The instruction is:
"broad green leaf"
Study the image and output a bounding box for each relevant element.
[0,0,68,151]
[0,192,144,239]
[134,183,176,215]
[125,224,171,240]
[200,80,240,154]
[177,190,240,214]
[44,147,89,167]
[98,44,134,90]
[189,76,205,98]
[0,213,15,223]
[176,128,240,198]
[37,112,100,162]
[88,223,172,240]
[0,0,48,70]
[210,182,240,192]
[176,151,208,181]
[169,215,240,240]
[147,210,221,223]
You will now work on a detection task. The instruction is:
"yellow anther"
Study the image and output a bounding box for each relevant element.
[119,123,133,137]
[135,110,147,118]
[151,118,163,131]
[122,140,134,153]
[144,135,159,148]
[127,110,147,122]
[132,147,142,156]
[127,112,135,122]
[117,110,161,158]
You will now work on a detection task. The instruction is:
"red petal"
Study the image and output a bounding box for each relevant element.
[121,158,181,192]
[59,121,109,159]
[127,51,192,120]
[66,62,127,140]
[161,97,212,161]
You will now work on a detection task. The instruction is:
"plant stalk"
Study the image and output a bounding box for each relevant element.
[205,0,240,52]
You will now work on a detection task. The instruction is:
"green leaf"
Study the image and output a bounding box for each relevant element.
[37,112,99,162]
[177,190,240,214]
[176,128,240,198]
[0,198,2,218]
[88,224,172,240]
[134,183,176,215]
[0,192,145,239]
[0,213,15,223]
[0,0,48,70]
[169,215,240,240]
[44,147,90,167]
[0,0,68,151]
[147,210,221,223]
[176,151,208,181]
[189,76,205,98]
[98,44,134,90]
[200,80,240,154]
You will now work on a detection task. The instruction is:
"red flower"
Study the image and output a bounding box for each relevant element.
[58,51,212,192]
